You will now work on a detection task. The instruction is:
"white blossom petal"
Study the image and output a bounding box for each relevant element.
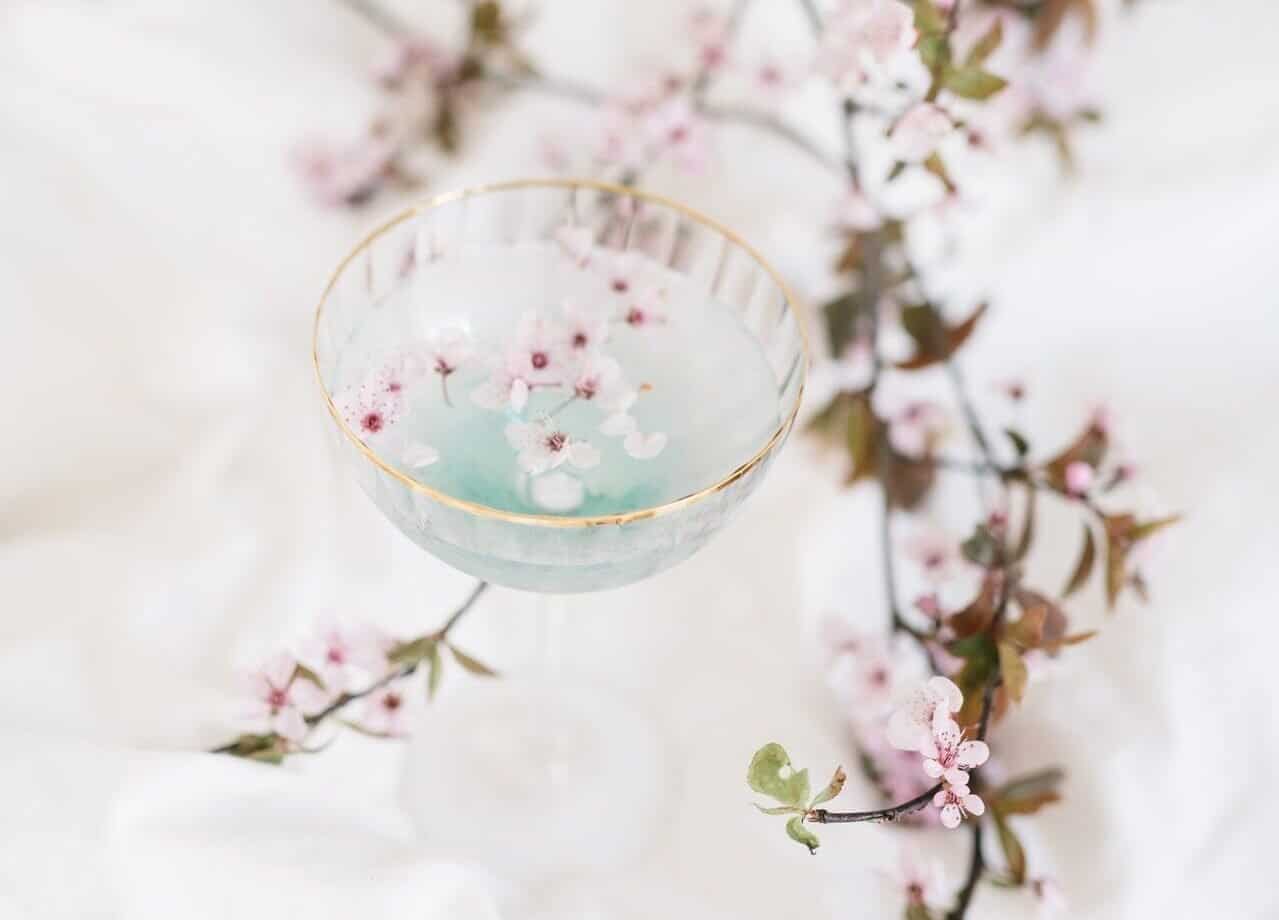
[509,378,530,413]
[927,676,964,715]
[962,793,985,817]
[939,803,962,829]
[624,430,667,460]
[600,412,638,437]
[568,440,601,469]
[922,759,944,779]
[402,443,440,468]
[956,740,990,769]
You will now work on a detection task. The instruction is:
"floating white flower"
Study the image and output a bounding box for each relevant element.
[402,442,440,469]
[599,411,667,460]
[505,417,600,475]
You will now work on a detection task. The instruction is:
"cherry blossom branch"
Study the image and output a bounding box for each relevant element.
[304,580,489,726]
[946,821,985,920]
[809,782,942,824]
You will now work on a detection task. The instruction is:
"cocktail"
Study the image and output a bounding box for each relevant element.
[312,178,806,887]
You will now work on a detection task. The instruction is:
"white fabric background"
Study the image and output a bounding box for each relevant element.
[2,1,1277,917]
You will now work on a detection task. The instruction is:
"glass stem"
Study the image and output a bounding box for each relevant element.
[533,592,569,787]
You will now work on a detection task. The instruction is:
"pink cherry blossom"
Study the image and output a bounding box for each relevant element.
[508,312,566,386]
[1064,460,1094,496]
[336,374,404,441]
[921,717,990,786]
[292,135,398,208]
[618,284,669,329]
[372,36,456,89]
[888,400,946,458]
[361,681,412,736]
[560,298,611,354]
[555,224,596,268]
[643,97,713,174]
[425,326,473,380]
[887,675,964,752]
[905,526,956,582]
[505,417,601,474]
[828,632,913,720]
[835,185,883,233]
[933,783,986,829]
[890,850,949,912]
[470,362,532,414]
[688,6,732,73]
[818,0,916,89]
[891,103,953,163]
[299,624,392,693]
[570,354,635,412]
[243,654,329,742]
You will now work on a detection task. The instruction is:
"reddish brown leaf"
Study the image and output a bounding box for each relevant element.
[1062,523,1096,597]
[997,640,1028,704]
[1042,421,1108,491]
[948,574,1001,639]
[895,303,989,371]
[993,811,1027,883]
[993,767,1065,817]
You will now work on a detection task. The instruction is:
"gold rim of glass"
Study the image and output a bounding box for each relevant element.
[313,177,809,528]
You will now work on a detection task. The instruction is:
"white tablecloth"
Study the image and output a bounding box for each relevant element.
[2,1,1277,917]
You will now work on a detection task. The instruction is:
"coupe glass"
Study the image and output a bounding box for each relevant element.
[312,179,806,887]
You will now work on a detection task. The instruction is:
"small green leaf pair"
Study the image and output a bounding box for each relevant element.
[747,743,846,854]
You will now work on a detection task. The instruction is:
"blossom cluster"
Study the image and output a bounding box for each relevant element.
[241,623,413,746]
[333,234,670,493]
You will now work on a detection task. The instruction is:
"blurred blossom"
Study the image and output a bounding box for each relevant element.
[292,136,397,208]
[1064,460,1095,497]
[891,103,953,163]
[887,400,947,458]
[242,654,328,742]
[361,681,413,736]
[818,0,917,90]
[1031,877,1068,917]
[299,623,392,693]
[905,526,957,582]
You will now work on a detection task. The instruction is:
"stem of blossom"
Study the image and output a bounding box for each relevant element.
[946,821,986,920]
[301,580,489,727]
[211,581,492,754]
[808,782,943,825]
[336,0,410,37]
[439,375,453,408]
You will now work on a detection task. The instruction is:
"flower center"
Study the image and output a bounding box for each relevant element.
[362,411,384,433]
[626,307,645,326]
[906,883,925,906]
[612,277,629,293]
[383,692,402,711]
[869,667,889,689]
[531,351,549,370]
[326,647,345,664]
[572,331,589,348]
[434,357,453,376]
[267,687,288,710]
[545,432,568,453]
[668,124,689,144]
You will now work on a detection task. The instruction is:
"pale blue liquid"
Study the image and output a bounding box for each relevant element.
[336,242,781,517]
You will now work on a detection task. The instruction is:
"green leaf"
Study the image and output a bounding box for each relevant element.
[246,748,286,765]
[993,767,1065,816]
[887,160,909,182]
[753,803,803,816]
[336,718,402,740]
[1013,483,1036,562]
[922,152,957,195]
[821,290,864,356]
[918,33,951,72]
[913,0,947,36]
[1130,514,1183,543]
[448,644,499,677]
[906,905,935,920]
[747,743,811,807]
[997,640,1028,704]
[943,66,1008,100]
[1062,524,1096,597]
[809,766,847,808]
[1004,427,1030,459]
[966,18,1003,66]
[292,662,326,690]
[388,636,436,667]
[961,524,1000,568]
[993,811,1027,884]
[425,641,444,699]
[785,815,821,854]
